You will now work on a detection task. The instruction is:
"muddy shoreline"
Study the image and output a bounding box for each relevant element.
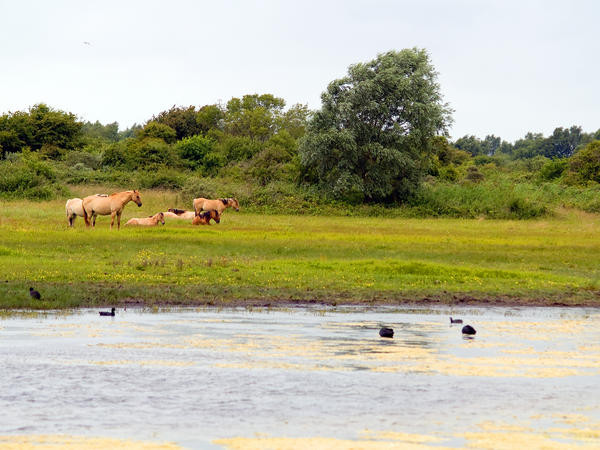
[117,292,600,309]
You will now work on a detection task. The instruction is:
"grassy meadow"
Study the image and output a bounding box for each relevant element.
[1,187,600,309]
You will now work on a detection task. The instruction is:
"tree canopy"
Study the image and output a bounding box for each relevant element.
[299,48,452,202]
[0,104,82,157]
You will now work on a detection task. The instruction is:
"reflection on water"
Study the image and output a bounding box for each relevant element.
[0,306,599,448]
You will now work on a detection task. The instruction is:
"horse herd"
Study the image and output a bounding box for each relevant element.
[65,190,240,229]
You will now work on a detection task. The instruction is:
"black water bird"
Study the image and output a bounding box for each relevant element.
[379,327,394,338]
[99,307,116,317]
[450,317,463,324]
[462,324,476,335]
[29,287,41,300]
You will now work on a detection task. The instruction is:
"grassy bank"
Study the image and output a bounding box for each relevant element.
[1,189,600,309]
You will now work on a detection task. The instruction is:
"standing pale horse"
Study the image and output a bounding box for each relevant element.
[66,195,108,227]
[193,197,239,217]
[82,190,142,230]
[65,198,84,227]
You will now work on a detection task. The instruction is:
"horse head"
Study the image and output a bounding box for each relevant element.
[229,198,240,211]
[132,190,142,207]
[157,212,165,225]
[210,210,221,224]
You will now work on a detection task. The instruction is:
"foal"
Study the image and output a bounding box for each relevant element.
[192,210,220,225]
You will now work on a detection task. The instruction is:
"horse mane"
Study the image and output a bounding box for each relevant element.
[169,208,186,215]
[220,198,228,205]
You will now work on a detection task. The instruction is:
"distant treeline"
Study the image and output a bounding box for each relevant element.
[1,49,600,216]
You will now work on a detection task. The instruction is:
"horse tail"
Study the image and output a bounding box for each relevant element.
[82,201,90,227]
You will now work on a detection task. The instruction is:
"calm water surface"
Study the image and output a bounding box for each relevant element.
[1,306,599,448]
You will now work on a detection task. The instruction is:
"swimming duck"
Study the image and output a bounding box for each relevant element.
[379,327,394,338]
[99,307,116,317]
[462,324,476,335]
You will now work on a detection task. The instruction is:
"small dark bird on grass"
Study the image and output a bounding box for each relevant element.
[99,307,116,317]
[29,287,41,300]
[462,325,476,335]
[379,327,394,338]
[450,317,463,324]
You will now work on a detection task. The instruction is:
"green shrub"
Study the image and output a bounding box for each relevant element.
[438,165,459,181]
[538,159,567,181]
[64,150,102,170]
[507,197,547,219]
[565,140,600,185]
[464,165,484,183]
[135,168,187,189]
[0,155,66,200]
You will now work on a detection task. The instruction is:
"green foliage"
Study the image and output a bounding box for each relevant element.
[153,105,203,140]
[0,152,66,200]
[135,168,187,189]
[249,146,299,185]
[101,141,129,168]
[217,135,262,161]
[438,165,459,182]
[64,150,102,170]
[464,165,484,183]
[130,138,179,168]
[410,180,546,219]
[0,104,82,156]
[138,121,177,144]
[224,94,286,141]
[454,134,503,156]
[299,48,452,203]
[176,134,217,170]
[538,158,567,181]
[196,105,224,134]
[81,121,119,143]
[565,140,600,185]
[541,126,584,158]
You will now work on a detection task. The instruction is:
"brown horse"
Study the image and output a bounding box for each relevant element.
[193,197,239,217]
[192,210,221,225]
[82,190,142,230]
[125,212,165,226]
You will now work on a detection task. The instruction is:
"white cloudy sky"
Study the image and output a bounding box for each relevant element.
[1,0,598,141]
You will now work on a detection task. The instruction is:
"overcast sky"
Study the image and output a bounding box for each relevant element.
[1,0,598,142]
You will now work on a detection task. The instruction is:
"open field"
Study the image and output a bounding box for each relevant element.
[1,188,600,309]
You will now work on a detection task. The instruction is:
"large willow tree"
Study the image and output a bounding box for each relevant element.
[299,48,452,202]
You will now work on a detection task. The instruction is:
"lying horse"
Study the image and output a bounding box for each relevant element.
[65,198,84,227]
[192,210,221,225]
[82,190,142,230]
[125,212,165,226]
[164,208,196,220]
[193,197,239,217]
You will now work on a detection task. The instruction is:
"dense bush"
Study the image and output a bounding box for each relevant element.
[0,153,66,199]
[538,159,567,181]
[565,141,600,185]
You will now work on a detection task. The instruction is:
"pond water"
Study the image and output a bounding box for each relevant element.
[1,306,599,449]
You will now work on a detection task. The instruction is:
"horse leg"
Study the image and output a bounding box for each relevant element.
[92,213,97,227]
[110,211,116,230]
[68,215,74,227]
[117,211,122,230]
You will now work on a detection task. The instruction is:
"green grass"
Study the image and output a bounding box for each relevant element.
[1,188,600,308]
